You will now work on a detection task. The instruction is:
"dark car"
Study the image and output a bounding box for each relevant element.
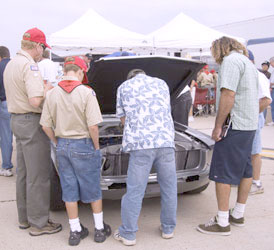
[50,55,214,210]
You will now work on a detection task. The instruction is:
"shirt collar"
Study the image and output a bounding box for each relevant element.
[229,50,243,56]
[132,73,146,80]
[17,49,35,63]
[61,76,79,81]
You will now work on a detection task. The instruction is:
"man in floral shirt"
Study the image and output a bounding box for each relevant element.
[113,69,177,246]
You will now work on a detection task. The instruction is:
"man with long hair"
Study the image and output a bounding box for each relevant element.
[197,37,259,236]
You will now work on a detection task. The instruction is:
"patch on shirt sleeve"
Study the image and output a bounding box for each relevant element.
[30,65,39,71]
[91,89,96,96]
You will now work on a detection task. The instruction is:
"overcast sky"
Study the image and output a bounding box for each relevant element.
[1,0,274,56]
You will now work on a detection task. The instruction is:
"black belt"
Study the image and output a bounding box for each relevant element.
[11,112,41,116]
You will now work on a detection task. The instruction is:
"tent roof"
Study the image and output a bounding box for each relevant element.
[147,13,245,51]
[50,9,151,56]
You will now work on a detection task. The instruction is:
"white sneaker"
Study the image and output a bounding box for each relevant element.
[159,226,174,239]
[0,169,13,177]
[249,183,264,195]
[113,229,136,246]
[266,122,274,126]
[188,116,194,122]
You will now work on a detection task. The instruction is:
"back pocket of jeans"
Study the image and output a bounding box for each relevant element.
[162,149,175,163]
[71,151,95,159]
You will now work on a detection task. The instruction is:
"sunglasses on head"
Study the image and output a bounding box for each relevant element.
[40,43,46,50]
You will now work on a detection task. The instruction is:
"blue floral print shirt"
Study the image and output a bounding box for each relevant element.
[116,73,175,152]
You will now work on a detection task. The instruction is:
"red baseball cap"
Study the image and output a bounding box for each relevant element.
[23,27,51,49]
[203,65,209,69]
[64,56,88,83]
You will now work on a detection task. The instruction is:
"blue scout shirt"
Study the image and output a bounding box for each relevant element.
[0,58,10,101]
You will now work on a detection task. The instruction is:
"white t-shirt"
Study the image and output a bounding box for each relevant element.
[38,59,58,86]
[270,70,274,86]
[257,71,271,128]
[258,71,271,100]
[177,85,190,98]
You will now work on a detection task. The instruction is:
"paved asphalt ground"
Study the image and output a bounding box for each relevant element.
[0,115,273,250]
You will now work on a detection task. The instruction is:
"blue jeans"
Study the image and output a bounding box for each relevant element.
[251,113,265,155]
[271,89,274,122]
[119,148,177,240]
[0,100,13,169]
[56,138,102,203]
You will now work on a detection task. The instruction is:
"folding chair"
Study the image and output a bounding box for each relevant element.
[193,87,210,117]
[207,87,216,115]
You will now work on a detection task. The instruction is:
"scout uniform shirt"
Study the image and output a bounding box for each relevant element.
[40,76,103,139]
[4,50,44,114]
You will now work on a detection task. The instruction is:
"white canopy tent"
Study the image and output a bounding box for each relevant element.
[50,9,152,56]
[147,13,245,55]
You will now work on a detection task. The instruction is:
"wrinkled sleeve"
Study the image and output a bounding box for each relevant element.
[40,95,53,128]
[116,86,125,118]
[85,91,103,127]
[258,72,271,100]
[24,63,44,98]
[219,58,241,92]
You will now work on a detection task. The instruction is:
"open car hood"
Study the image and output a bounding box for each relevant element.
[88,55,205,114]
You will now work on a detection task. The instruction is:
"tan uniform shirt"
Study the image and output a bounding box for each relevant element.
[197,72,214,87]
[4,50,44,113]
[40,76,103,139]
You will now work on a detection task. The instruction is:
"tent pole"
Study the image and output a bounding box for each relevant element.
[153,36,156,55]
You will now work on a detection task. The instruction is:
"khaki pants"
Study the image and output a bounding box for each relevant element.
[11,113,51,228]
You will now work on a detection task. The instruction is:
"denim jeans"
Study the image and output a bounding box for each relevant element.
[270,89,274,121]
[119,147,177,240]
[0,100,13,169]
[56,138,102,203]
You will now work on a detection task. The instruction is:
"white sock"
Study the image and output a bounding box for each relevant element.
[253,179,261,186]
[93,212,104,230]
[232,202,246,219]
[217,210,229,227]
[69,217,81,232]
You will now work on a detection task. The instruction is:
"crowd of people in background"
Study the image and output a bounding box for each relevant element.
[0,27,274,247]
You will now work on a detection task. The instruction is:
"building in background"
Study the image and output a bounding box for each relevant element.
[213,15,274,68]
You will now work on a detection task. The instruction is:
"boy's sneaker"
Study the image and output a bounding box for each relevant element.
[94,222,111,243]
[29,220,62,236]
[197,216,231,236]
[229,209,245,227]
[159,225,174,239]
[19,222,30,229]
[69,224,89,246]
[113,229,136,246]
[249,183,264,195]
[0,169,13,177]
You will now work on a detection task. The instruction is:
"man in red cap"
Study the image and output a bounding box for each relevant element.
[4,27,62,236]
[40,56,111,246]
[210,69,218,85]
[197,65,214,87]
